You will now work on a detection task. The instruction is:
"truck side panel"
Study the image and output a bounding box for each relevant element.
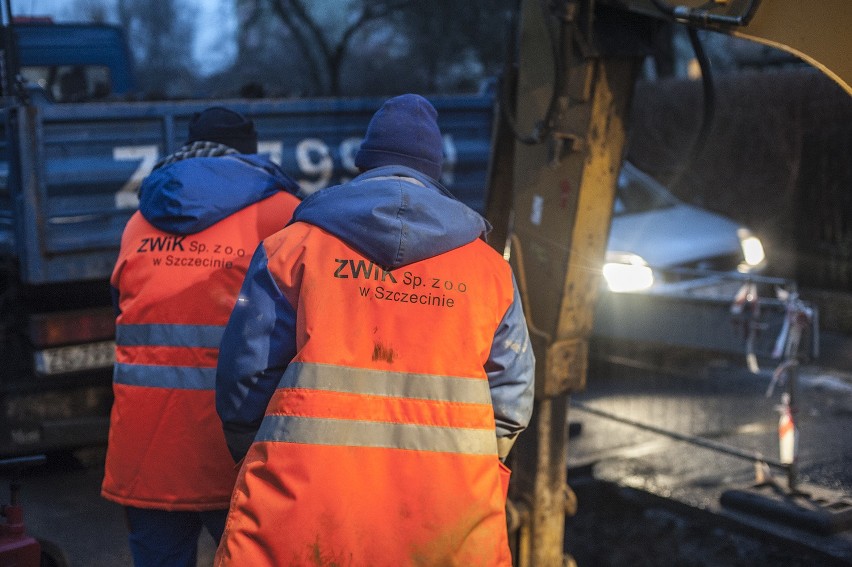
[6,95,495,285]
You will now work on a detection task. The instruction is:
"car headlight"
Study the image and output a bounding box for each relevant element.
[602,252,654,293]
[737,229,765,271]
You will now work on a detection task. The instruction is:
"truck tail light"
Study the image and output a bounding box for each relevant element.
[28,307,115,348]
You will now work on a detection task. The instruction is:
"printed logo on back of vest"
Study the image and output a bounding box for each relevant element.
[332,258,468,309]
[137,236,248,270]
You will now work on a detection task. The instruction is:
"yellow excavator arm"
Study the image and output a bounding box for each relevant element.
[491,2,850,565]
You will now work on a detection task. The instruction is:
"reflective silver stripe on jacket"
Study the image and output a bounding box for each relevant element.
[113,363,216,390]
[255,415,498,455]
[113,323,222,389]
[116,324,224,349]
[255,362,497,455]
[277,362,492,405]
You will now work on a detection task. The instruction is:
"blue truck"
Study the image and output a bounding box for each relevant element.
[0,20,495,456]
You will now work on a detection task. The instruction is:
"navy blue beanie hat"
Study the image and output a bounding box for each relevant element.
[187,106,258,154]
[355,94,443,180]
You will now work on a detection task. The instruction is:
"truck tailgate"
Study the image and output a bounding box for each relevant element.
[3,94,494,285]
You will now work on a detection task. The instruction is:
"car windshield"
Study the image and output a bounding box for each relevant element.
[613,162,679,216]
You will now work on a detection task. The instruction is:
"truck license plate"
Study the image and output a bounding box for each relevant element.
[35,341,116,375]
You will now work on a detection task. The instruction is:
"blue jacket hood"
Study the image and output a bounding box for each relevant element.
[291,165,491,268]
[139,154,300,235]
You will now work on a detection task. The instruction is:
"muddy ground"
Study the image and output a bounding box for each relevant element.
[562,477,848,567]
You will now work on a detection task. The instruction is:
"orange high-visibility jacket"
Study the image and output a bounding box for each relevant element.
[215,167,535,566]
[102,163,299,511]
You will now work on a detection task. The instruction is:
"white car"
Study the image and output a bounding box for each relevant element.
[601,161,766,294]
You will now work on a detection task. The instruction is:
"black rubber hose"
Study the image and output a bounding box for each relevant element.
[499,0,568,145]
[686,25,715,163]
[649,0,759,26]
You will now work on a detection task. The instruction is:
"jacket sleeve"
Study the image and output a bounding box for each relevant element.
[216,243,298,462]
[485,273,535,441]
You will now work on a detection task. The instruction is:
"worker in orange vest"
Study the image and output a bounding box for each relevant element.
[215,94,535,566]
[101,107,302,567]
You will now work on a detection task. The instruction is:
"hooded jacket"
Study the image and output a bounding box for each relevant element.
[215,165,534,566]
[101,154,300,511]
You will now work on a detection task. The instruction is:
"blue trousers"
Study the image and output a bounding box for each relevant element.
[124,506,228,567]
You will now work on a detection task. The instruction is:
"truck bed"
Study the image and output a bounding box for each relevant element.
[1,94,494,284]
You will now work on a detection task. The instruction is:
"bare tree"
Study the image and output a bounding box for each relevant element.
[236,0,411,96]
[397,0,514,93]
[240,0,512,97]
[206,0,308,98]
[117,0,198,98]
[66,0,513,99]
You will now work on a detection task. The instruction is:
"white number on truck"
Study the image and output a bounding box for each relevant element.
[113,145,159,209]
[258,141,283,166]
[296,138,333,195]
[111,136,458,206]
[296,135,457,195]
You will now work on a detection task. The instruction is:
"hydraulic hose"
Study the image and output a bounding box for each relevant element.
[499,0,570,145]
[649,0,760,27]
[658,23,716,193]
[686,25,715,164]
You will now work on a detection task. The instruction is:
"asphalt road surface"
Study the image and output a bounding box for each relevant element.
[566,342,852,565]
[4,340,851,566]
[7,449,217,567]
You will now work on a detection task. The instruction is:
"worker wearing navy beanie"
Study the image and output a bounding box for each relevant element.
[354,93,444,180]
[214,94,535,566]
[102,105,301,567]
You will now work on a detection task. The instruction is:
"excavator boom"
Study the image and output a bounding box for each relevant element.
[491,1,850,565]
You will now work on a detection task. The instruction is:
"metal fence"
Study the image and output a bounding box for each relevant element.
[573,354,796,475]
[567,297,852,537]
